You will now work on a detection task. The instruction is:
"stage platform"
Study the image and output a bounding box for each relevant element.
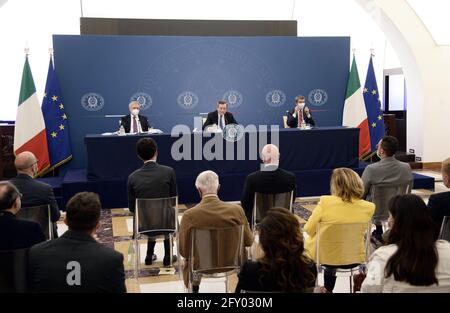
[39,162,436,210]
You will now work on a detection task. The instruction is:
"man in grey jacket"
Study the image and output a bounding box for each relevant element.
[361,136,413,239]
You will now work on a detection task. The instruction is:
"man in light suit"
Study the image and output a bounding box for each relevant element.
[287,95,315,128]
[127,137,178,266]
[29,192,126,293]
[9,151,60,238]
[179,170,253,292]
[361,136,413,239]
[428,158,450,233]
[120,101,150,133]
[202,100,238,130]
[240,144,296,225]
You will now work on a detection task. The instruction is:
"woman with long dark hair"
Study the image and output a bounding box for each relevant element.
[235,207,317,292]
[362,194,450,292]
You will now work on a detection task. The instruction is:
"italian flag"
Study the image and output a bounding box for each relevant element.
[14,56,50,175]
[342,56,371,158]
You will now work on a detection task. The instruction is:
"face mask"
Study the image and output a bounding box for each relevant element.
[298,103,305,109]
[131,109,139,116]
[376,150,382,159]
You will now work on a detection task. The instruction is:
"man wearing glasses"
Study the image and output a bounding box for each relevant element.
[9,151,61,238]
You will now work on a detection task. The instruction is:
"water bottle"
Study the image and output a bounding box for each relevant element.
[118,121,125,136]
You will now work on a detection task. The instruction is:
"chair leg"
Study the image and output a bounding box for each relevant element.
[169,234,173,264]
[225,276,229,293]
[349,269,353,293]
[134,236,140,280]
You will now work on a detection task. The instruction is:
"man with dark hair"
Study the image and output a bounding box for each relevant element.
[9,151,60,237]
[128,138,178,266]
[28,192,126,293]
[428,158,450,232]
[287,95,315,128]
[361,136,413,239]
[0,181,46,250]
[202,100,238,130]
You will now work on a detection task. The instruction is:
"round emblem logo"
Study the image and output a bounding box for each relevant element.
[223,123,244,142]
[130,92,152,110]
[265,89,286,107]
[308,89,328,106]
[81,93,105,111]
[222,90,243,109]
[177,91,199,109]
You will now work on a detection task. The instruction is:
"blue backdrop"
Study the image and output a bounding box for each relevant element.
[53,35,350,171]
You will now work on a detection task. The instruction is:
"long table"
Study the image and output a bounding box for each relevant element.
[85,127,359,202]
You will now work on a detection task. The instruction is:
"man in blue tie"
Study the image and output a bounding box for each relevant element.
[202,100,238,131]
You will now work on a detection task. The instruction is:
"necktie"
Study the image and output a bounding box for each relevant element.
[133,116,138,133]
[298,110,303,128]
[219,115,224,129]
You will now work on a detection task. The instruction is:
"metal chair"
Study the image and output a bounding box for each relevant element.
[188,225,244,293]
[369,182,412,227]
[439,216,450,242]
[16,204,53,240]
[0,248,29,292]
[132,196,179,279]
[315,222,371,293]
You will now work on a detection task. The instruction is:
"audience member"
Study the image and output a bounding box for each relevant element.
[428,158,450,232]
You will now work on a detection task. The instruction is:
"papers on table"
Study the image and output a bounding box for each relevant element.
[101,129,163,136]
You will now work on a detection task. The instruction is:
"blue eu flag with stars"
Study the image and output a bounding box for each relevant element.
[363,55,385,155]
[42,57,72,170]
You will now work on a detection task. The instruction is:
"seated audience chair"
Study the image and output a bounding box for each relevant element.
[16,204,53,240]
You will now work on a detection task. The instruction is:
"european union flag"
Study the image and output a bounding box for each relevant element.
[363,55,385,155]
[42,57,72,170]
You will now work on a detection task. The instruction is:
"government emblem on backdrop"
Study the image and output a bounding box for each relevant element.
[177,91,199,109]
[130,92,152,110]
[265,89,286,107]
[81,92,105,111]
[222,90,243,109]
[308,89,328,106]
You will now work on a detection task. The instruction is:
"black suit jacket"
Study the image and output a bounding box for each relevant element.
[9,174,60,236]
[287,107,315,127]
[0,211,46,251]
[29,230,126,293]
[120,114,150,133]
[235,261,317,293]
[202,111,237,130]
[428,191,450,231]
[240,166,297,223]
[127,162,177,213]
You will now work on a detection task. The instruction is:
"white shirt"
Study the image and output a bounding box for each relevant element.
[130,114,142,133]
[361,240,450,293]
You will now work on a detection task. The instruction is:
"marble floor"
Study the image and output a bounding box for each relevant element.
[56,169,445,293]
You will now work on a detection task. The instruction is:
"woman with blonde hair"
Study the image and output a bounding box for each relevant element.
[303,168,375,292]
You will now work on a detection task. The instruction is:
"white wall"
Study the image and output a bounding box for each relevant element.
[357,0,450,162]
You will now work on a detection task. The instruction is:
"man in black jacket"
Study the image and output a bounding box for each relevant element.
[28,192,126,293]
[240,144,297,224]
[120,101,150,133]
[202,100,237,130]
[428,157,450,232]
[128,138,178,266]
[9,151,60,237]
[0,181,46,251]
[287,95,315,128]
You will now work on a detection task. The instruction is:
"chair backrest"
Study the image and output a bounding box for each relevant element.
[16,204,52,240]
[282,115,289,128]
[189,224,244,276]
[316,222,371,267]
[370,182,411,223]
[0,248,29,292]
[253,191,293,227]
[439,216,450,242]
[135,196,178,236]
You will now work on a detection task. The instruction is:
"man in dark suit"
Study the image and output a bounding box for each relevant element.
[0,181,46,251]
[240,144,297,224]
[120,100,150,133]
[287,95,315,128]
[28,192,126,293]
[9,151,60,237]
[128,137,178,266]
[202,100,238,130]
[428,158,450,232]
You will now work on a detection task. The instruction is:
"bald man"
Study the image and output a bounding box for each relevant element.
[120,101,150,133]
[9,151,60,237]
[240,144,297,224]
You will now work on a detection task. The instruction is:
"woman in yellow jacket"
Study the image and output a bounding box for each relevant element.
[304,168,375,292]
